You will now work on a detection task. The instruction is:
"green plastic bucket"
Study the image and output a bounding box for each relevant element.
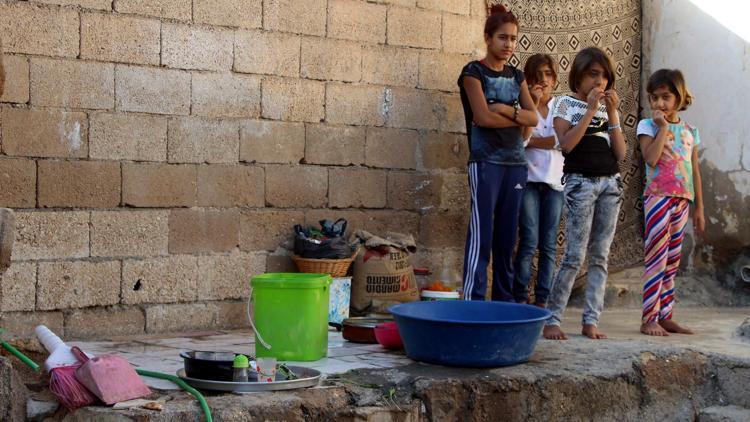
[250,273,331,361]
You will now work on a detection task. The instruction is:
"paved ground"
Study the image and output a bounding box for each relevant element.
[68,306,750,392]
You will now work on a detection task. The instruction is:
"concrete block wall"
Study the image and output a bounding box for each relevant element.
[0,0,485,339]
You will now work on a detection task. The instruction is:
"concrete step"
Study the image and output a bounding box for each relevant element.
[570,266,750,309]
[699,405,750,422]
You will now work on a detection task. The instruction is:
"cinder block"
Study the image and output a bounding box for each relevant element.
[30,58,114,109]
[0,262,36,312]
[0,311,63,340]
[122,163,197,207]
[419,212,468,247]
[265,252,295,272]
[89,112,167,161]
[194,0,262,29]
[418,51,467,92]
[437,93,466,133]
[326,83,387,126]
[192,72,261,118]
[470,0,485,16]
[215,301,249,329]
[386,87,439,130]
[37,260,120,310]
[377,0,416,5]
[0,2,79,57]
[13,211,90,260]
[305,124,365,166]
[115,65,191,115]
[239,209,304,251]
[91,210,169,257]
[0,209,13,274]
[300,38,362,82]
[122,255,199,305]
[365,127,418,169]
[265,165,328,208]
[162,24,233,71]
[361,209,420,237]
[240,120,305,164]
[261,77,325,123]
[38,160,121,208]
[234,30,300,77]
[0,158,36,208]
[442,14,485,55]
[167,117,239,164]
[81,13,160,65]
[198,250,265,300]
[387,172,443,210]
[145,302,217,333]
[64,306,145,340]
[327,0,386,43]
[1,107,88,158]
[197,164,265,207]
[361,46,419,88]
[35,0,111,10]
[169,209,239,254]
[0,55,29,103]
[115,0,192,21]
[264,0,326,36]
[417,0,469,14]
[386,7,441,49]
[329,168,387,208]
[440,172,469,211]
[420,131,468,169]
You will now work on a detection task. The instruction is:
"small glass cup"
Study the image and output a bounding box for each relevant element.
[255,357,277,383]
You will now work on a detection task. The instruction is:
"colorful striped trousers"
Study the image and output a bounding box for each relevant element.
[642,195,690,323]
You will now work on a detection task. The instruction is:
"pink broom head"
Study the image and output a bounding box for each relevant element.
[48,364,97,411]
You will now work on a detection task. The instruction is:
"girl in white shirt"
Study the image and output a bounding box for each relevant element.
[512,54,565,307]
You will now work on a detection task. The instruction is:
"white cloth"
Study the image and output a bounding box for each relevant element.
[525,97,564,191]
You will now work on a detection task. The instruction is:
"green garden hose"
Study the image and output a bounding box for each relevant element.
[0,330,212,422]
[0,329,41,372]
[135,369,213,422]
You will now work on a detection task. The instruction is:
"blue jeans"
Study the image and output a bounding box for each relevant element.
[546,173,623,327]
[512,182,564,305]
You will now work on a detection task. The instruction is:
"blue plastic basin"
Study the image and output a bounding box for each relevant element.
[389,300,551,367]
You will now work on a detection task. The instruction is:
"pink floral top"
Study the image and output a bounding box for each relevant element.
[637,119,700,201]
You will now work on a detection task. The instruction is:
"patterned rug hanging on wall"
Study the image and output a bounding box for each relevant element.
[487,0,646,287]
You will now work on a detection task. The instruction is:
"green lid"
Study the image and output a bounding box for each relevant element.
[233,354,249,368]
[251,272,332,289]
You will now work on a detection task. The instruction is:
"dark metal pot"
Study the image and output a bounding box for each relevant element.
[180,351,253,381]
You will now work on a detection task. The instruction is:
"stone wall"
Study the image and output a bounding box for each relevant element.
[0,0,486,339]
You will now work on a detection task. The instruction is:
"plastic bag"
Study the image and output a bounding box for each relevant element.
[294,219,355,259]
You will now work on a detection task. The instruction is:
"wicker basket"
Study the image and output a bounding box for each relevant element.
[292,255,354,277]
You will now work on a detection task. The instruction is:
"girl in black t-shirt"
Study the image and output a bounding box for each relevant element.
[543,47,626,341]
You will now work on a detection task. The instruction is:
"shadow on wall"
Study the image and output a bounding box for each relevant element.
[641,0,750,285]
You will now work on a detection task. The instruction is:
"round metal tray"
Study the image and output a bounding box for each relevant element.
[176,366,321,392]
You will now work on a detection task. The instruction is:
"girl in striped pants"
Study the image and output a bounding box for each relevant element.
[637,69,705,336]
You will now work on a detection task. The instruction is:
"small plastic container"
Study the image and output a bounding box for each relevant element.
[420,290,460,301]
[255,357,277,383]
[373,322,403,350]
[232,355,249,382]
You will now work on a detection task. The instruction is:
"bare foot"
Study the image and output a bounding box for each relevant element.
[640,322,670,336]
[582,324,607,339]
[543,325,568,340]
[659,319,694,334]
